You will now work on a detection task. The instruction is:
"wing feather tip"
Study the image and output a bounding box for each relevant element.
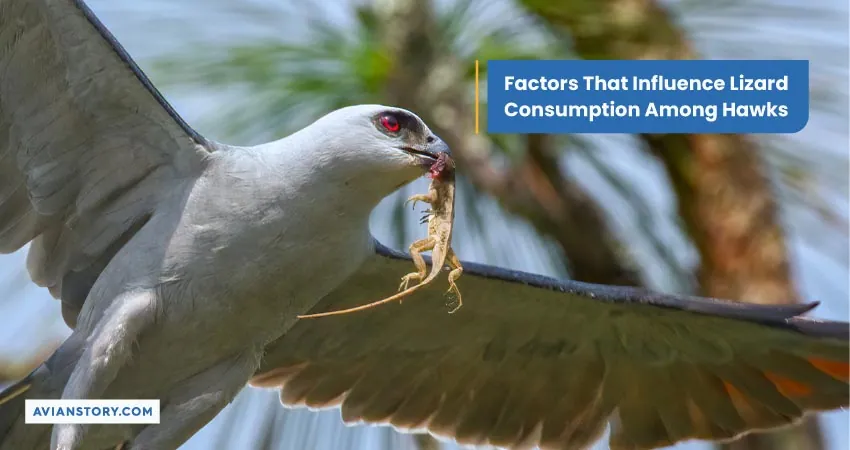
[249,363,308,388]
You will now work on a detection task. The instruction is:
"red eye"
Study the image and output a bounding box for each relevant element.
[380,115,400,132]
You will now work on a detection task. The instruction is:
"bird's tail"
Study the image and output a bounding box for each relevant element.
[0,369,52,450]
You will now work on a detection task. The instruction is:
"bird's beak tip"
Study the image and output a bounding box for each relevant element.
[427,136,451,158]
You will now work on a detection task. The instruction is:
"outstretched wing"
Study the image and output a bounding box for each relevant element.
[254,240,849,450]
[0,0,213,326]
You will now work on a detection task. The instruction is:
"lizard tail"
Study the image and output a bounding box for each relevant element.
[298,251,453,319]
[297,281,430,318]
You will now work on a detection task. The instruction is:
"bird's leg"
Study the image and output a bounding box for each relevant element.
[126,348,262,450]
[398,237,436,292]
[445,250,464,314]
[52,291,157,450]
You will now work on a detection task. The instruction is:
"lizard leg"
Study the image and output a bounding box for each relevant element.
[405,192,436,210]
[398,237,436,292]
[52,291,157,450]
[445,250,464,314]
[126,348,262,450]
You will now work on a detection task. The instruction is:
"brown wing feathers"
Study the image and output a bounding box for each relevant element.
[252,341,848,450]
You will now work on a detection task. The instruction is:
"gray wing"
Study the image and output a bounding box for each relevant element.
[254,240,849,450]
[0,0,212,326]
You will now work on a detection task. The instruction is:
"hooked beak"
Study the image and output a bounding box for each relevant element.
[399,135,451,169]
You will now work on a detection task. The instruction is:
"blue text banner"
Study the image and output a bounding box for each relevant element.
[486,60,809,134]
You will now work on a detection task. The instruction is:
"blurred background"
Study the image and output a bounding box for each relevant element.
[0,0,847,449]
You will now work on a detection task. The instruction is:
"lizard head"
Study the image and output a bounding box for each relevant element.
[427,153,456,180]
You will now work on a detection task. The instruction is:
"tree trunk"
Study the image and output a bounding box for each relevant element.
[518,1,824,449]
[646,135,799,305]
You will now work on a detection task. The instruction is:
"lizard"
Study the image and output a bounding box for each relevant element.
[298,152,463,319]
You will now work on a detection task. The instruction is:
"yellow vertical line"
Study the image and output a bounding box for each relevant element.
[475,60,480,134]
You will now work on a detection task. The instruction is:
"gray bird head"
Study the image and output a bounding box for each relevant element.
[250,105,451,210]
[295,105,450,184]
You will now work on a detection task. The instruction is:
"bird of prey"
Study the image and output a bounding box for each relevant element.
[0,1,847,450]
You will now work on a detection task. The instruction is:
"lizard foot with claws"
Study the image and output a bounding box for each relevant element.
[299,153,463,318]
